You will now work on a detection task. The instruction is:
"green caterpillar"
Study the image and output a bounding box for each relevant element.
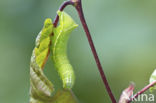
[51,11,78,89]
[30,18,54,102]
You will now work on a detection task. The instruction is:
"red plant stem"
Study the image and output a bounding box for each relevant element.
[72,0,116,103]
[53,1,73,27]
[128,81,156,103]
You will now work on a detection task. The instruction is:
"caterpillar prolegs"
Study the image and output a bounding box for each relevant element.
[30,10,78,102]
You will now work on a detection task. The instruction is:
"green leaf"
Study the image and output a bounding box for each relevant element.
[30,18,54,102]
[149,69,156,92]
[51,11,78,89]
[35,18,53,68]
[30,89,78,103]
[50,90,78,103]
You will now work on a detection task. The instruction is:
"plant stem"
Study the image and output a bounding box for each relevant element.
[42,1,73,69]
[71,0,116,102]
[128,81,156,103]
[53,1,73,27]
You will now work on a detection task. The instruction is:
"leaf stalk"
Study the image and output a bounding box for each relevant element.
[128,81,156,103]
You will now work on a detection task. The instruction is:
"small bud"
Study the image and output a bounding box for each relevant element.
[119,83,135,103]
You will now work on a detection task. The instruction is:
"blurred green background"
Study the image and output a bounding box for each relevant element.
[0,0,156,103]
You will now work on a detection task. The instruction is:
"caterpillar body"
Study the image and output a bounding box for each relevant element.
[51,11,78,89]
[30,18,54,102]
